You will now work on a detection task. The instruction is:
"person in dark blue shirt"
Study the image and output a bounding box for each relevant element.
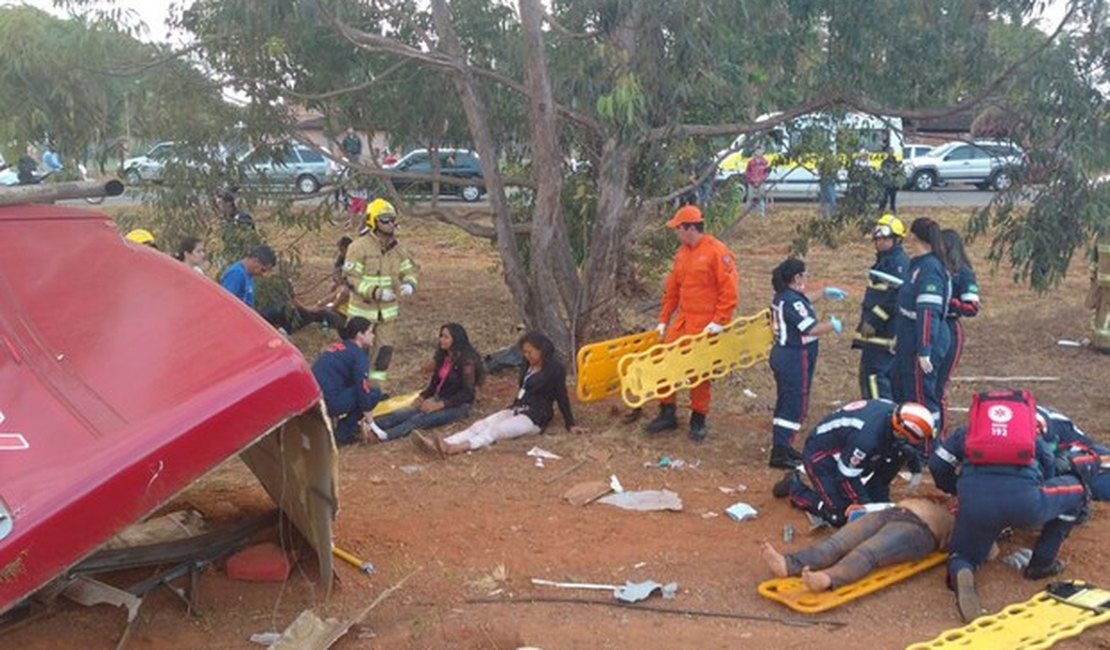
[774,399,935,527]
[311,317,383,446]
[937,229,980,434]
[1037,406,1109,501]
[768,258,844,469]
[893,218,952,433]
[852,214,910,400]
[929,400,1089,623]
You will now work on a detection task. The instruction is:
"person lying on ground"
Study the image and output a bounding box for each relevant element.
[371,323,484,441]
[760,497,960,592]
[415,331,587,455]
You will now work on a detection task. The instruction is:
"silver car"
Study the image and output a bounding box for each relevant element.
[241,144,331,194]
[904,140,1023,191]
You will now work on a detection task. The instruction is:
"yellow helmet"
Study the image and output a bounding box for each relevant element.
[125,228,156,247]
[873,214,906,239]
[365,199,396,230]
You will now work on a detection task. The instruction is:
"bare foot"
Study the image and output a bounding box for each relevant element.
[440,438,470,456]
[760,542,789,578]
[801,567,832,592]
[412,431,441,457]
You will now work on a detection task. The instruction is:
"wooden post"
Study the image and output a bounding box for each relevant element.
[0,179,123,206]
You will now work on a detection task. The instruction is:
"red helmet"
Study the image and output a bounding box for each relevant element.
[892,402,935,444]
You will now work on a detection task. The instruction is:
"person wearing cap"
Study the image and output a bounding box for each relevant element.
[125,228,158,249]
[219,245,277,308]
[852,214,910,400]
[342,198,418,383]
[643,205,738,442]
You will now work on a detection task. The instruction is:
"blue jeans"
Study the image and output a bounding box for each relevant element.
[324,387,364,446]
[375,404,471,440]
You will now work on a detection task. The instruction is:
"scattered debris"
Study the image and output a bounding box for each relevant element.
[717,484,747,494]
[564,481,612,506]
[646,456,688,470]
[701,512,719,519]
[953,375,1059,382]
[534,457,545,469]
[633,562,648,570]
[531,578,620,592]
[398,465,425,474]
[742,388,758,398]
[104,510,207,550]
[783,525,795,543]
[609,475,624,494]
[616,580,678,603]
[249,632,282,646]
[526,446,562,460]
[1057,339,1090,347]
[598,490,683,512]
[725,502,758,522]
[332,546,374,576]
[545,458,588,483]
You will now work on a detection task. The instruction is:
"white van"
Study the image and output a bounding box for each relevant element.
[715,112,905,199]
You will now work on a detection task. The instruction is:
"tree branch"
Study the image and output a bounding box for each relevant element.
[542,9,599,40]
[313,0,602,134]
[281,60,408,101]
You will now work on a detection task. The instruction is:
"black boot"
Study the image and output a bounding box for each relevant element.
[689,412,708,443]
[643,404,679,434]
[772,470,798,498]
[769,445,803,470]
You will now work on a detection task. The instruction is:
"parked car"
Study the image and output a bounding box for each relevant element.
[385,148,485,202]
[903,140,1023,191]
[241,144,331,194]
[122,141,177,185]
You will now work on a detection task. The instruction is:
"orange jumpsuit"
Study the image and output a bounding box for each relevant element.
[658,234,739,414]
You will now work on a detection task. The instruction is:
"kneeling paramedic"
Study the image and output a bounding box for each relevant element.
[311,317,385,445]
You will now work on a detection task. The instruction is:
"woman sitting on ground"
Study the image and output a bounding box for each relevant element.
[416,331,587,455]
[760,497,956,592]
[372,323,484,441]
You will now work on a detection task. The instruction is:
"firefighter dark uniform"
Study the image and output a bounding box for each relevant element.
[893,251,950,430]
[770,287,820,454]
[930,425,1088,590]
[937,264,979,428]
[1038,406,1110,501]
[853,229,910,400]
[343,200,417,382]
[311,340,383,445]
[784,399,933,527]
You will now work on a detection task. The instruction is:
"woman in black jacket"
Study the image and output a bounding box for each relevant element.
[419,331,587,455]
[374,323,483,440]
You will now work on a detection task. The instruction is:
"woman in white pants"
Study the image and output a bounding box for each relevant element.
[418,331,587,455]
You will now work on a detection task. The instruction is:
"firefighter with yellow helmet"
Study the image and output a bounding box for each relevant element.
[852,214,910,400]
[342,199,418,382]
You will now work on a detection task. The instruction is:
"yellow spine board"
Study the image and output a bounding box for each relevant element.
[906,582,1110,650]
[757,551,946,615]
[575,331,661,403]
[370,391,423,418]
[618,310,773,409]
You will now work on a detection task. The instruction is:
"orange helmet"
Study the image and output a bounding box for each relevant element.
[892,402,935,444]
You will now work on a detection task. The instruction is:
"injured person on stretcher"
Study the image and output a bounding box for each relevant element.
[760,497,984,592]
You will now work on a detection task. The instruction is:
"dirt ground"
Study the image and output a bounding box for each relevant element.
[7,203,1109,650]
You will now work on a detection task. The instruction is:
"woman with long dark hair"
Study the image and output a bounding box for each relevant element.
[372,323,484,440]
[768,258,843,469]
[936,229,979,432]
[173,236,207,274]
[417,331,587,455]
[892,218,953,431]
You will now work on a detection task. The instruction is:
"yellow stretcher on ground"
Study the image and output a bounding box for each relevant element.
[906,580,1110,650]
[617,310,773,409]
[370,391,422,418]
[758,552,947,614]
[575,330,661,402]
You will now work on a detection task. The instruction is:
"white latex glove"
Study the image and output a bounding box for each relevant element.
[823,286,848,301]
[399,283,414,297]
[918,355,934,374]
[906,472,923,495]
[377,287,396,302]
[828,315,844,334]
[655,323,667,338]
[703,322,725,335]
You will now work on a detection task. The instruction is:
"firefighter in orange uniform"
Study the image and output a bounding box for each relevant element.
[643,205,739,442]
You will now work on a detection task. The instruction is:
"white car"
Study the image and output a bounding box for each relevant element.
[904,140,1023,191]
[122,141,177,185]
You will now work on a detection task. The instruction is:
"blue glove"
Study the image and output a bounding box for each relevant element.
[828,315,843,334]
[823,286,848,301]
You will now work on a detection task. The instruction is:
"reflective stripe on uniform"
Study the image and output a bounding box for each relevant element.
[343,260,365,275]
[961,293,980,302]
[773,418,801,431]
[867,374,880,399]
[868,281,890,291]
[869,269,904,287]
[368,370,388,382]
[798,317,816,331]
[899,307,917,320]
[853,333,894,346]
[834,453,865,478]
[816,417,865,435]
[917,294,944,306]
[935,445,959,467]
[871,305,890,321]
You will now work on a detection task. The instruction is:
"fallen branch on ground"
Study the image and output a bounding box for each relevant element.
[464,596,846,629]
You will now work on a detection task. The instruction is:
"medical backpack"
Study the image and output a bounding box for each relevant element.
[965,389,1038,466]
